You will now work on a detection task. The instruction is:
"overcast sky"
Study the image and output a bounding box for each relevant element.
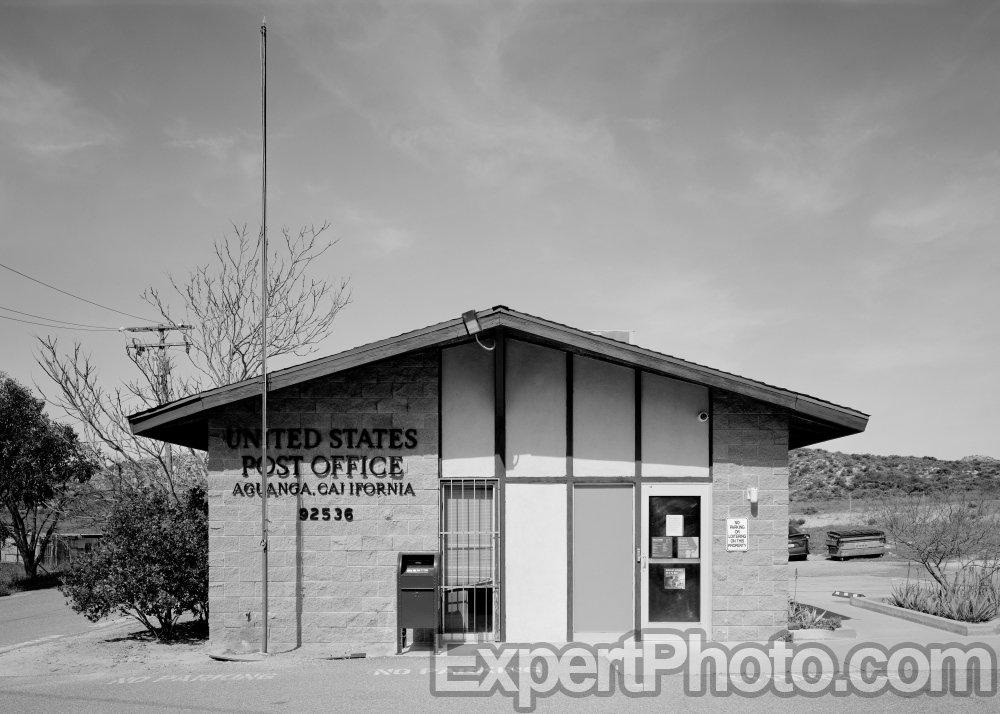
[0,1,997,460]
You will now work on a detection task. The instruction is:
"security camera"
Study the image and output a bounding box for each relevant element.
[697,412,709,422]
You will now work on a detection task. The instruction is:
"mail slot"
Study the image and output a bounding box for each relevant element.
[397,552,439,653]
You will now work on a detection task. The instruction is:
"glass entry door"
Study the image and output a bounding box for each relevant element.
[640,484,711,638]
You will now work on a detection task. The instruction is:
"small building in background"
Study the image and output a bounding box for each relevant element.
[1,534,102,568]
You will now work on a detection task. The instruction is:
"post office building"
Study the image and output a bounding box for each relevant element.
[129,306,868,652]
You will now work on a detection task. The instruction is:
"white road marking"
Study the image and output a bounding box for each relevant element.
[0,634,64,655]
[107,673,278,684]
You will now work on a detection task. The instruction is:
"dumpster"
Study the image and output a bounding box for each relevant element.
[397,552,439,653]
[826,529,886,560]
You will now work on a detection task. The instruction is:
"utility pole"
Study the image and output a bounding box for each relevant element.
[122,324,193,484]
[260,17,270,656]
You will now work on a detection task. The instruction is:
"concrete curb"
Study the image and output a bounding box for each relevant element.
[850,597,1000,636]
[790,628,856,641]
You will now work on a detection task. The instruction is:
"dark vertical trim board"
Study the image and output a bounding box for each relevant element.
[567,484,574,641]
[436,349,443,643]
[498,477,506,642]
[707,386,714,482]
[633,369,642,640]
[495,327,506,479]
[566,351,574,478]
[634,481,642,641]
[566,350,574,639]
[634,369,642,478]
[495,328,507,642]
[437,349,443,479]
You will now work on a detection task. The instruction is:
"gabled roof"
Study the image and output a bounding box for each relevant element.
[128,305,868,450]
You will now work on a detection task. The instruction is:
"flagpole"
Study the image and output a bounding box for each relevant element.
[259,18,269,655]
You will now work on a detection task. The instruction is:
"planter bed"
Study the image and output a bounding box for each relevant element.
[850,597,1000,636]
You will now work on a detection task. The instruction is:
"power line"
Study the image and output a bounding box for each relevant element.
[0,305,119,330]
[0,313,119,332]
[0,261,157,322]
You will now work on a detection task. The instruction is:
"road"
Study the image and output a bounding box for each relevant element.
[1,654,997,714]
[0,588,121,652]
[1,561,997,712]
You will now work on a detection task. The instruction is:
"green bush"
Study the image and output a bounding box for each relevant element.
[59,487,208,641]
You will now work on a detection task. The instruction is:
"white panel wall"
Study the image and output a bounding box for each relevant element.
[504,483,567,643]
[442,342,495,477]
[573,355,635,476]
[506,340,566,477]
[641,373,709,476]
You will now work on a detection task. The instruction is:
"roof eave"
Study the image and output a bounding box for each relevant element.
[129,307,868,448]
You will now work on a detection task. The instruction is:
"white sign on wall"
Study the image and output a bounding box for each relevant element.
[726,518,748,551]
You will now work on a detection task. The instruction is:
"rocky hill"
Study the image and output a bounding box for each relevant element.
[789,449,1000,501]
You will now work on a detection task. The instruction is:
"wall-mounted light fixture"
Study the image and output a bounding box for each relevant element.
[698,412,709,422]
[462,309,495,351]
[745,487,758,504]
[461,310,481,335]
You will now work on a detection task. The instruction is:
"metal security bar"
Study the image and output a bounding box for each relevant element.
[439,479,499,642]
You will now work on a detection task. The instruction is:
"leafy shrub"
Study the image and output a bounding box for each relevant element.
[790,518,806,527]
[60,487,208,640]
[802,506,819,516]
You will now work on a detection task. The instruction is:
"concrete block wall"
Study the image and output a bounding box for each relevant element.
[206,350,439,652]
[711,389,789,642]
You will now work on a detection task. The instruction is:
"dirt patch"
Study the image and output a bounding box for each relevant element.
[0,618,213,678]
[789,509,870,530]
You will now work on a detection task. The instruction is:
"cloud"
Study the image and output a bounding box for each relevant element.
[384,109,625,192]
[732,122,885,215]
[164,119,242,160]
[323,200,416,257]
[0,64,116,156]
[291,5,634,193]
[367,225,414,255]
[870,179,1000,244]
[166,134,237,160]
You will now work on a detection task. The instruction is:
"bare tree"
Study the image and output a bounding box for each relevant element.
[36,341,197,502]
[36,223,350,501]
[866,490,1000,593]
[144,222,350,387]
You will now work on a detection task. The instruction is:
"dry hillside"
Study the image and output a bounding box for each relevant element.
[789,449,1000,501]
